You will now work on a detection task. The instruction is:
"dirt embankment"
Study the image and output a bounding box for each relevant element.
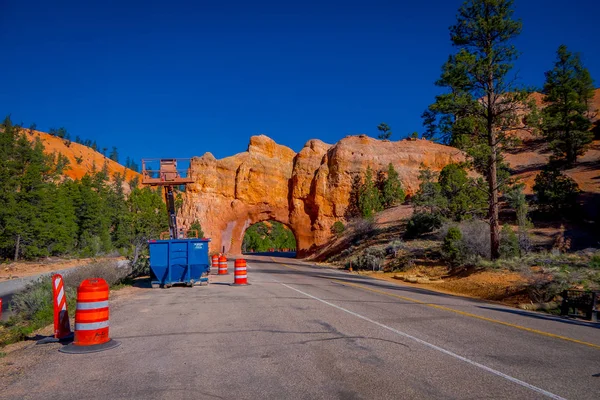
[1,257,125,282]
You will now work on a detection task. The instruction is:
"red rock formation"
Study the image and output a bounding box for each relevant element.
[180,134,465,256]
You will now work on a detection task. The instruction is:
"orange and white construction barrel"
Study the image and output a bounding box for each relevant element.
[60,278,120,354]
[211,254,219,273]
[232,259,248,285]
[218,255,228,275]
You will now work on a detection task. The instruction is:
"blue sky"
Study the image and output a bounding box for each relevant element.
[1,0,598,164]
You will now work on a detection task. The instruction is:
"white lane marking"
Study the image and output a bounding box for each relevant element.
[281,283,566,400]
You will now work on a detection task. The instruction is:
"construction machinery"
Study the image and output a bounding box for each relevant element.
[142,159,210,288]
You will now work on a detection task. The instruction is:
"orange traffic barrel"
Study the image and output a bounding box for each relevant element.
[211,254,219,272]
[218,255,228,275]
[60,278,120,354]
[232,259,248,285]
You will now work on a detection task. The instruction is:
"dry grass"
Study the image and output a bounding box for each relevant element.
[1,259,130,347]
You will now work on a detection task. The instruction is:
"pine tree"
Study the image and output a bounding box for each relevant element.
[413,165,446,214]
[109,146,119,162]
[533,167,580,212]
[107,172,130,249]
[38,183,78,255]
[358,167,383,219]
[438,164,487,221]
[377,123,392,140]
[381,163,406,207]
[56,127,68,139]
[542,45,595,165]
[74,174,112,256]
[125,187,168,265]
[345,174,363,218]
[421,0,529,259]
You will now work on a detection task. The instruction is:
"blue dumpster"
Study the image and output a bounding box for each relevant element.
[148,239,210,287]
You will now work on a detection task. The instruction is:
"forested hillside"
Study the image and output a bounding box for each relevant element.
[0,117,167,262]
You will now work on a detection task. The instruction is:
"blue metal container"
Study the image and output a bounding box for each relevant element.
[148,239,210,287]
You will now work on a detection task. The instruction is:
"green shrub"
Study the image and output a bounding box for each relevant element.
[188,219,204,238]
[129,251,150,277]
[385,240,404,255]
[590,254,600,269]
[10,276,54,321]
[4,275,77,345]
[349,248,385,271]
[442,227,463,266]
[499,225,520,259]
[405,212,443,239]
[533,168,580,212]
[457,220,491,260]
[331,221,346,237]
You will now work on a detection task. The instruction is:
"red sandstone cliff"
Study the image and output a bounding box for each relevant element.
[180,134,465,256]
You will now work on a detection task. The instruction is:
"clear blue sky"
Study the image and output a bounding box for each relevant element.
[1,0,598,164]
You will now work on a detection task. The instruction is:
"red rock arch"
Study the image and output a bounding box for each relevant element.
[239,220,298,254]
[178,135,464,258]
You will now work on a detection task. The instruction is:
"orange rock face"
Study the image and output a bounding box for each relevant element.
[180,134,465,256]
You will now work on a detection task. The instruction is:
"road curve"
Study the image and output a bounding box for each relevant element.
[2,255,599,400]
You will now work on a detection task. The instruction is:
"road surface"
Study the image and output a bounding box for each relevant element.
[2,255,599,399]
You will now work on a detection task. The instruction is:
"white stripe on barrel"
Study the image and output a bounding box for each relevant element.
[76,301,109,310]
[75,321,110,331]
[233,259,248,285]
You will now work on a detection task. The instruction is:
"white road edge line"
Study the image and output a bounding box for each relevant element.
[281,283,566,400]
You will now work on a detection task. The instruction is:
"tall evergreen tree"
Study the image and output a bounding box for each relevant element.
[541,45,595,165]
[109,146,119,162]
[38,183,78,255]
[413,165,446,214]
[74,174,112,255]
[358,167,383,219]
[345,174,363,218]
[0,118,57,259]
[438,164,487,221]
[107,172,130,249]
[421,0,528,259]
[381,163,406,207]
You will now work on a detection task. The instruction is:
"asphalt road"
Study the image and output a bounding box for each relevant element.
[2,255,599,400]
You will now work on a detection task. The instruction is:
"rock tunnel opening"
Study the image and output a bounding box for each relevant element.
[241,220,297,258]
